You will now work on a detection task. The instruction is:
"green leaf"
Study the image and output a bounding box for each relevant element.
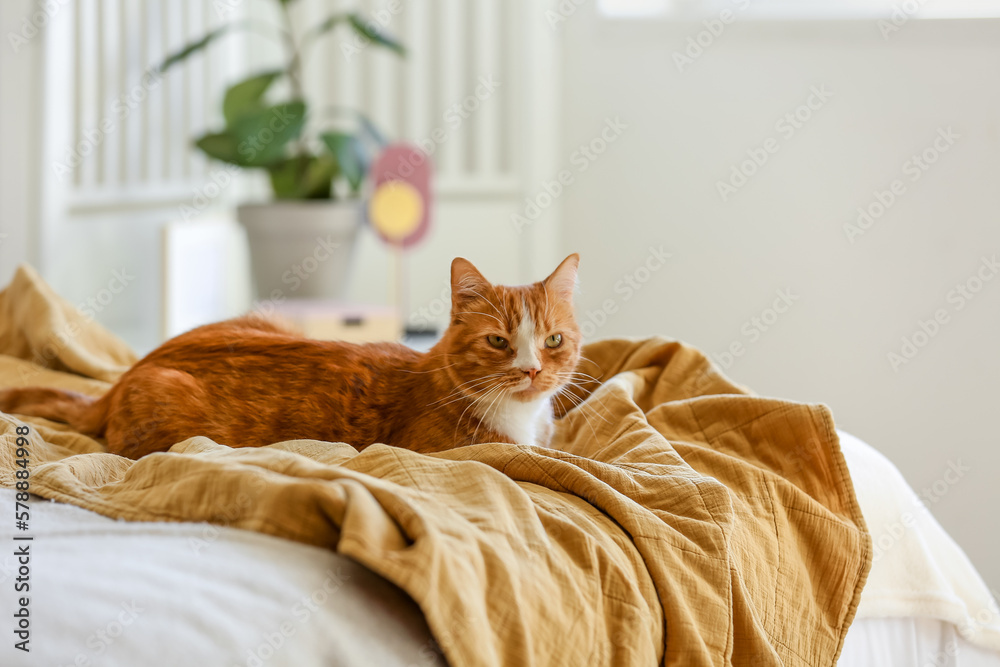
[321,131,369,193]
[356,112,387,147]
[194,132,252,166]
[304,12,405,55]
[268,154,337,199]
[347,13,406,56]
[306,12,348,39]
[230,101,307,167]
[158,26,230,74]
[223,70,284,127]
[321,107,388,147]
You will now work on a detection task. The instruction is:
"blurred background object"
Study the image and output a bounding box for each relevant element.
[0,0,997,594]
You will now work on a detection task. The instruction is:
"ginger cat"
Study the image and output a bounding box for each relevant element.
[0,255,582,459]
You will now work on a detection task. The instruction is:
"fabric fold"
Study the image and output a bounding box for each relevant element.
[0,264,871,667]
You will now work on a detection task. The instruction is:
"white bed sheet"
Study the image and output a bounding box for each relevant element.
[841,618,1000,667]
[0,489,446,667]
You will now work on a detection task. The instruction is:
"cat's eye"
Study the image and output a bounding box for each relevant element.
[545,334,562,348]
[487,335,508,349]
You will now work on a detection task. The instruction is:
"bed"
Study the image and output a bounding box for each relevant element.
[1,265,998,666]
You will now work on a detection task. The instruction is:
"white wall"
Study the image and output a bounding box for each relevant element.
[0,0,41,284]
[559,11,1000,592]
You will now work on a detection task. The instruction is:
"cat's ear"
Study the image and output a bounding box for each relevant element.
[543,254,579,301]
[451,257,491,307]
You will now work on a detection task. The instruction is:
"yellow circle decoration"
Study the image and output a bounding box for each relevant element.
[369,181,424,242]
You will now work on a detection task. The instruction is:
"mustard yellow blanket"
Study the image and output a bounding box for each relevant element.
[0,265,870,666]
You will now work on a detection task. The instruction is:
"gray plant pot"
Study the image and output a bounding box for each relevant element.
[237,201,361,301]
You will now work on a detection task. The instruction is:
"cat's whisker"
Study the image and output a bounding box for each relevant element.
[556,388,584,412]
[459,389,495,444]
[554,377,606,405]
[397,363,458,375]
[563,370,603,383]
[577,395,613,426]
[451,373,509,393]
[429,378,505,409]
[555,368,604,383]
[453,310,505,328]
[430,392,478,410]
[554,379,611,425]
[557,383,585,402]
[562,375,607,396]
[426,373,506,407]
[456,381,506,445]
[428,384,492,411]
[561,382,611,431]
[466,287,507,323]
[433,387,499,411]
[556,386,588,417]
[443,373,506,392]
[551,374,601,398]
[576,356,604,374]
[576,396,612,425]
[557,386,593,414]
[555,386,602,445]
[472,384,510,446]
[434,373,510,409]
[488,284,510,322]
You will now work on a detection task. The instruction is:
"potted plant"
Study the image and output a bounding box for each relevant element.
[159,2,405,300]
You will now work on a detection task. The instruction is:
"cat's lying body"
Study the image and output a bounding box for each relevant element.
[0,255,582,459]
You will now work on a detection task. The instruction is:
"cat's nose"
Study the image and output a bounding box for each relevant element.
[523,368,539,381]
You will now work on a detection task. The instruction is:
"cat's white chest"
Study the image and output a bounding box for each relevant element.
[476,395,552,446]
